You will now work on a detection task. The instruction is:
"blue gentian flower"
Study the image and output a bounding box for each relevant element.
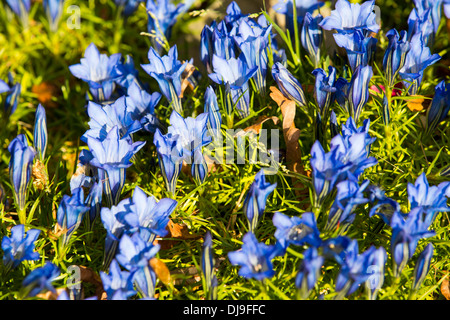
[223,1,245,28]
[84,180,103,231]
[333,30,377,72]
[272,211,321,251]
[119,186,177,243]
[407,8,435,45]
[368,185,402,225]
[348,65,373,123]
[125,82,162,133]
[84,126,146,206]
[21,262,60,298]
[209,54,257,118]
[413,0,443,34]
[8,134,36,221]
[243,169,277,233]
[319,0,380,36]
[412,243,434,292]
[390,207,435,277]
[273,0,324,35]
[383,29,410,87]
[364,246,387,300]
[56,187,90,249]
[301,12,323,68]
[228,232,278,281]
[335,77,350,113]
[320,235,352,265]
[141,45,187,115]
[204,86,222,141]
[100,259,136,300]
[114,55,143,90]
[200,23,216,73]
[1,224,40,273]
[2,73,21,116]
[233,19,272,95]
[146,0,187,52]
[43,0,64,32]
[213,21,237,61]
[312,66,337,119]
[33,104,48,162]
[167,110,212,184]
[407,173,450,225]
[69,43,123,102]
[202,231,218,300]
[399,33,441,95]
[114,0,141,17]
[425,80,450,136]
[100,198,133,269]
[326,176,370,232]
[271,62,307,109]
[295,247,324,299]
[82,97,142,142]
[115,233,160,298]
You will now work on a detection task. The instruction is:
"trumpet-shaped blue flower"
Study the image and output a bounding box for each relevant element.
[202,231,218,300]
[399,33,441,95]
[125,82,162,133]
[33,104,48,162]
[8,134,36,217]
[213,21,237,61]
[348,65,373,123]
[295,247,324,299]
[333,30,377,72]
[84,126,145,206]
[141,45,187,114]
[412,242,434,292]
[43,0,64,31]
[69,43,122,102]
[413,0,443,34]
[319,0,380,35]
[114,55,142,90]
[320,235,352,265]
[243,169,277,233]
[22,262,60,298]
[383,29,410,87]
[1,73,21,116]
[228,232,278,280]
[301,12,323,68]
[425,80,450,136]
[209,54,257,118]
[100,198,133,269]
[56,187,90,249]
[119,186,177,243]
[335,77,350,113]
[272,212,321,251]
[271,62,307,109]
[82,97,142,142]
[312,66,337,119]
[390,207,435,277]
[1,224,40,272]
[100,259,136,300]
[204,86,222,140]
[407,8,435,45]
[407,173,450,226]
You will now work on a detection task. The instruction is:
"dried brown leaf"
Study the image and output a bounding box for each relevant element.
[240,116,280,135]
[150,258,171,285]
[407,95,432,112]
[180,62,196,98]
[31,82,59,108]
[441,277,450,300]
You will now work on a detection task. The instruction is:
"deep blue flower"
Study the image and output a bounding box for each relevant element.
[368,185,402,225]
[390,207,435,277]
[1,73,21,116]
[312,66,337,119]
[204,86,222,141]
[125,82,162,133]
[8,134,36,220]
[82,97,142,142]
[209,54,257,118]
[202,231,218,300]
[118,186,177,243]
[69,43,123,102]
[100,198,133,269]
[335,77,350,113]
[412,243,434,292]
[326,176,370,232]
[84,126,146,206]
[84,180,103,231]
[399,33,441,95]
[425,80,450,136]
[114,55,143,90]
[21,262,60,298]
[407,173,450,225]
[141,45,187,115]
[295,247,324,299]
[407,7,435,45]
[319,0,380,36]
[320,235,352,265]
[1,224,40,272]
[56,187,90,249]
[383,29,410,87]
[43,0,64,31]
[100,259,136,300]
[333,30,377,72]
[271,62,307,109]
[243,169,277,233]
[200,23,216,73]
[33,104,48,162]
[347,65,373,123]
[228,232,278,281]
[154,128,183,195]
[413,0,443,34]
[212,21,237,61]
[272,211,321,251]
[114,0,141,17]
[301,12,323,68]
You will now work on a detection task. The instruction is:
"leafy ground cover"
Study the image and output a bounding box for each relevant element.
[0,0,450,301]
